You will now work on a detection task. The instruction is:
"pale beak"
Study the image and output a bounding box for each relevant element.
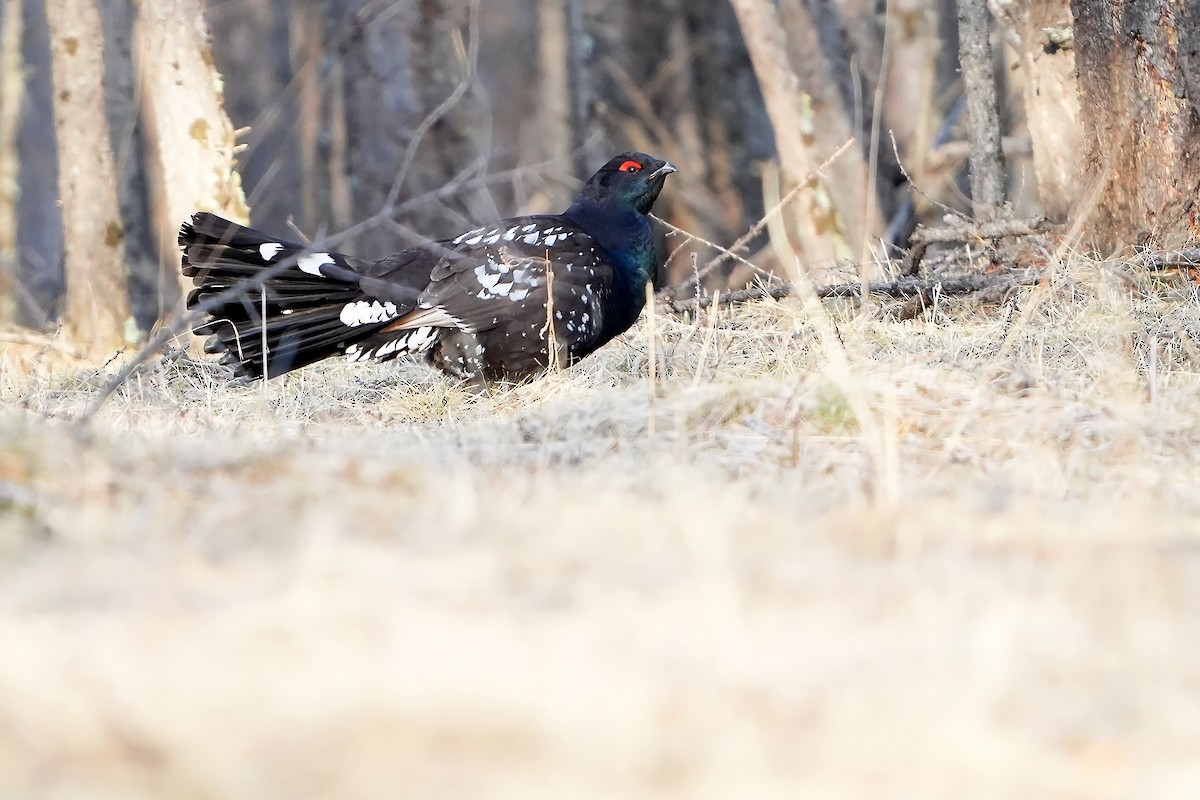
[649,162,677,179]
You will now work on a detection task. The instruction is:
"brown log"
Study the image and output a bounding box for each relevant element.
[901,217,1058,275]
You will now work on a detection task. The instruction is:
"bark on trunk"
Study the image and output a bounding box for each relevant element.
[956,0,1008,221]
[47,0,134,356]
[1072,0,1200,252]
[1013,0,1080,220]
[132,0,249,314]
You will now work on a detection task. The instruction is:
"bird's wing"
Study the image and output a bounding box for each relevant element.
[370,216,613,336]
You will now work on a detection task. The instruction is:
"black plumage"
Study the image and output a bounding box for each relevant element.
[180,152,676,383]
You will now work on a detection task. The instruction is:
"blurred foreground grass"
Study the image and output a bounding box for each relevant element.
[1,262,1199,798]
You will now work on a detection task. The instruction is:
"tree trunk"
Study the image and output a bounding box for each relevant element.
[0,0,21,325]
[333,0,486,253]
[535,0,573,209]
[334,0,421,253]
[204,0,295,235]
[882,0,942,178]
[290,0,326,234]
[779,0,890,252]
[1072,0,1200,252]
[132,0,249,316]
[15,0,61,328]
[98,0,160,330]
[956,0,1008,221]
[687,0,772,238]
[728,0,853,274]
[47,0,134,356]
[409,0,489,224]
[564,0,605,182]
[1011,0,1080,220]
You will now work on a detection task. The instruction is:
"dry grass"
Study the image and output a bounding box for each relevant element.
[2,258,1200,798]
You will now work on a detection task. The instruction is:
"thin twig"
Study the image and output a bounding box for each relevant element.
[888,128,962,220]
[650,214,765,279]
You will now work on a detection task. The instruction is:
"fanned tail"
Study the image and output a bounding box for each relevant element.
[179,212,397,379]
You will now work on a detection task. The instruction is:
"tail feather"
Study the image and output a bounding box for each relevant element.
[179,212,402,379]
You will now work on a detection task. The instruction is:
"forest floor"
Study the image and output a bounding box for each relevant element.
[2,259,1199,799]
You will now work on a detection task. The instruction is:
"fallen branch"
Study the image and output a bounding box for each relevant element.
[1138,246,1200,270]
[661,268,1043,314]
[901,216,1059,275]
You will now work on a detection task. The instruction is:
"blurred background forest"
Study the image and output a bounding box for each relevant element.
[5,0,1193,358]
[0,0,1019,337]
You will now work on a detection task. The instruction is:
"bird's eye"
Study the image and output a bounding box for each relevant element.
[619,160,642,173]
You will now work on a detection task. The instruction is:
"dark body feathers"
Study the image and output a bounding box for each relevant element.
[180,152,675,383]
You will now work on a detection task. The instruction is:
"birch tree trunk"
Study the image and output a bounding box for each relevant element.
[1071,0,1200,252]
[133,0,249,313]
[47,0,134,356]
[728,0,852,274]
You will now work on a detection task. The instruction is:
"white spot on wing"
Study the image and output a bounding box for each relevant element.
[297,252,334,276]
[406,326,438,352]
[346,326,438,363]
[339,299,399,327]
[260,242,284,261]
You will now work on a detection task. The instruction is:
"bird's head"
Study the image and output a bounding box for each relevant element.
[575,152,677,215]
